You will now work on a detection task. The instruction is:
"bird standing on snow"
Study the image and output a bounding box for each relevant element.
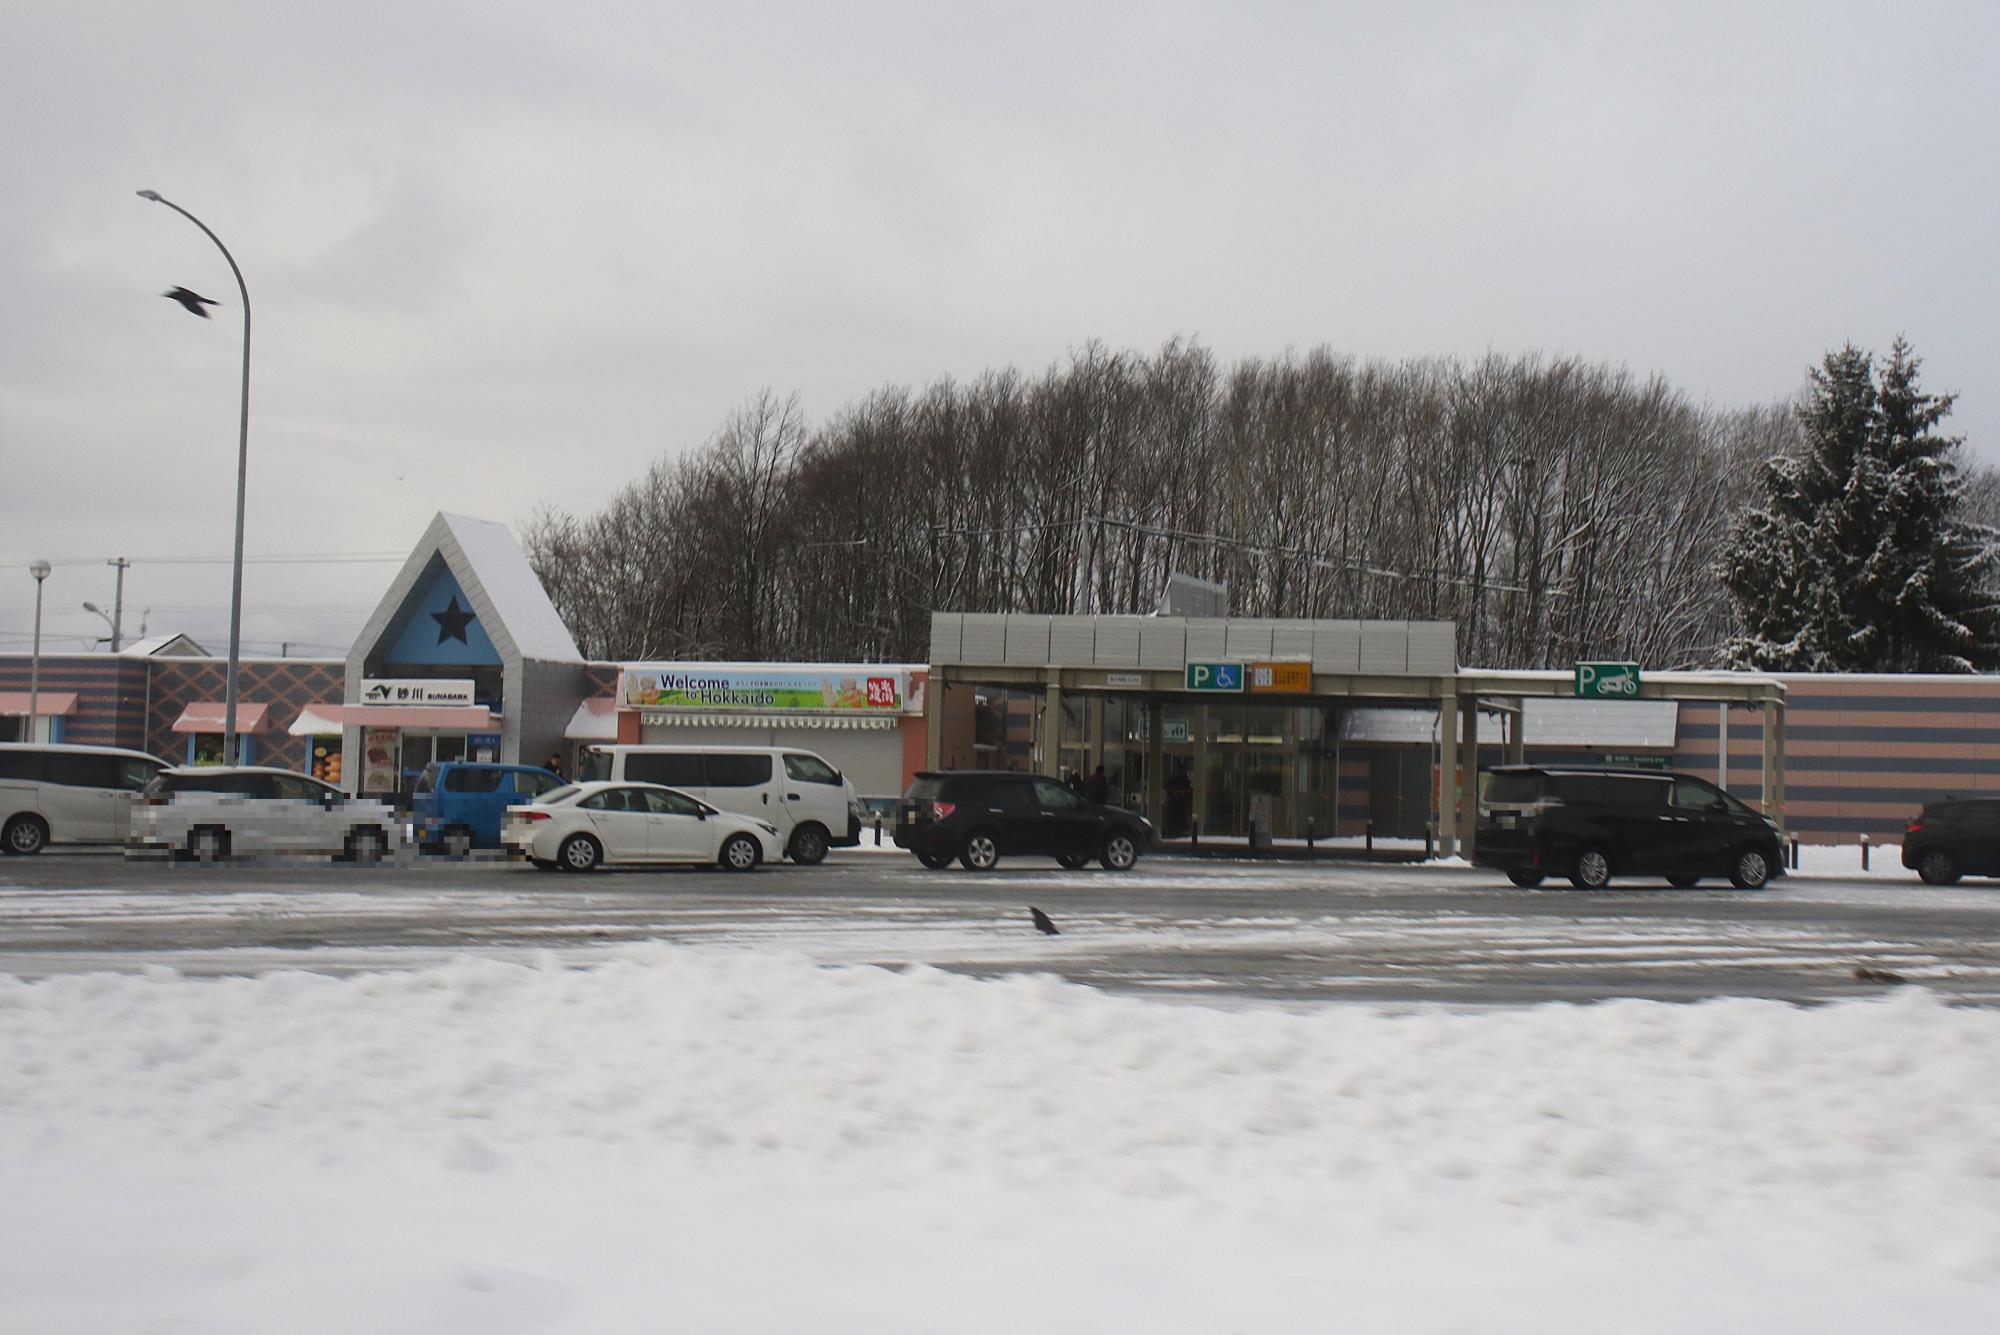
[1029,906,1059,936]
[162,286,219,318]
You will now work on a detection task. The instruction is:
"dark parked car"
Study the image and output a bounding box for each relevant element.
[1901,798,2000,884]
[895,770,1152,871]
[1475,764,1783,890]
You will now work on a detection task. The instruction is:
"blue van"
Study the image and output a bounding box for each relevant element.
[414,762,566,856]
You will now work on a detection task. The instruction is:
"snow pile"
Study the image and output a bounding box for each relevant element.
[3,951,1998,1332]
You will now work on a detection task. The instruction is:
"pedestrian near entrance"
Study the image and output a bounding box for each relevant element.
[547,752,565,780]
[1065,770,1085,798]
[1085,764,1110,806]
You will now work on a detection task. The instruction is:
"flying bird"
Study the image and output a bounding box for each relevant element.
[163,286,219,318]
[1029,906,1059,936]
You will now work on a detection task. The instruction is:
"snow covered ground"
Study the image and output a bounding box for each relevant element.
[4,941,1999,1332]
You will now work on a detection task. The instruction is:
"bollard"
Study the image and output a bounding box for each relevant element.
[1790,837,1801,870]
[874,814,883,847]
[1859,833,1870,871]
[1366,821,1374,853]
[1191,818,1201,849]
[1306,817,1315,851]
[1424,824,1435,860]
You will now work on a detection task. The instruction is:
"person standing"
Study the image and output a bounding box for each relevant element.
[1065,769,1085,798]
[1085,763,1110,806]
[546,752,565,780]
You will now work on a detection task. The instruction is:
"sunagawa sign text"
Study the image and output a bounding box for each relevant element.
[621,669,905,712]
[359,678,475,706]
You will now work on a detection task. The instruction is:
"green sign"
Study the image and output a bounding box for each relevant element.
[1575,662,1642,699]
[1184,662,1245,692]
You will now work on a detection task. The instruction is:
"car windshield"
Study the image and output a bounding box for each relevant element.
[579,752,612,783]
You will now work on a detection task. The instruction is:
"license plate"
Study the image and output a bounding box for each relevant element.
[1496,813,1516,828]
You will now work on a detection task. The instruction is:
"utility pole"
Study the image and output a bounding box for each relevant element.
[106,557,129,652]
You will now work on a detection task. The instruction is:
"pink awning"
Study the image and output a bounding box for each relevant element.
[0,691,79,717]
[171,702,272,734]
[293,703,497,732]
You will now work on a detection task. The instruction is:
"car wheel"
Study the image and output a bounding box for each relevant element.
[959,830,1001,871]
[1055,851,1091,870]
[1099,831,1140,871]
[442,826,474,860]
[345,827,386,865]
[719,833,761,872]
[559,833,602,872]
[1917,848,1960,886]
[1729,845,1772,890]
[916,848,954,870]
[788,822,830,865]
[2,814,49,856]
[1667,874,1701,888]
[188,826,229,864]
[1505,868,1544,888]
[1570,845,1612,889]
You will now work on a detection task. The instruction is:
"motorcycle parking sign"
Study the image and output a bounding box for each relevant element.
[1574,662,1642,698]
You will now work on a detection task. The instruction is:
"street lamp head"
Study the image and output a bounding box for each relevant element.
[29,560,51,582]
[137,189,163,203]
[84,601,103,615]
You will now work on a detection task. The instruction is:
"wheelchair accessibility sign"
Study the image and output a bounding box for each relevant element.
[1185,662,1246,692]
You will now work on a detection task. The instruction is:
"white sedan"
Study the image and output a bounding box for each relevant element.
[501,781,782,872]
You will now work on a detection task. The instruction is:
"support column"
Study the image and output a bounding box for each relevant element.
[1760,697,1782,828]
[1506,700,1526,765]
[1088,695,1105,773]
[1042,677,1065,778]
[1191,703,1209,837]
[1436,691,1458,858]
[1457,695,1479,857]
[925,676,945,769]
[1717,703,1729,791]
[1146,699,1164,832]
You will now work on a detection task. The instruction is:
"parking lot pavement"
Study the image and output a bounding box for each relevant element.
[3,848,1999,1007]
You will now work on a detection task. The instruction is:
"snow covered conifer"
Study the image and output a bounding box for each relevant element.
[1721,340,2000,672]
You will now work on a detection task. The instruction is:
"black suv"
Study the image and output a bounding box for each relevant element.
[895,770,1153,871]
[1475,765,1783,890]
[1901,798,2000,884]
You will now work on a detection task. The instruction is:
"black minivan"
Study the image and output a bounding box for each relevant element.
[896,770,1152,871]
[1901,798,2000,884]
[1475,765,1783,890]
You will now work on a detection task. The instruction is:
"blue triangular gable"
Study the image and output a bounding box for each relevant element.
[379,566,503,667]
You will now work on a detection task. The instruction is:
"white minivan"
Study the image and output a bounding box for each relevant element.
[1,742,167,854]
[579,745,863,864]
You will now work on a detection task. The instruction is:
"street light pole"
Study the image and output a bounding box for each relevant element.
[106,557,128,652]
[28,561,51,742]
[138,190,251,765]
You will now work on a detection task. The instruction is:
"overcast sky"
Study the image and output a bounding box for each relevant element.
[3,1,1995,660]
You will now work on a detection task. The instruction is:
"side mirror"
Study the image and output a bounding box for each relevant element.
[1708,799,1728,813]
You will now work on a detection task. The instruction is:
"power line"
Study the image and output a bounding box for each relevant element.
[0,552,407,567]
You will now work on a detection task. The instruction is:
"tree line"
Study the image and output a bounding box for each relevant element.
[522,338,1993,671]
